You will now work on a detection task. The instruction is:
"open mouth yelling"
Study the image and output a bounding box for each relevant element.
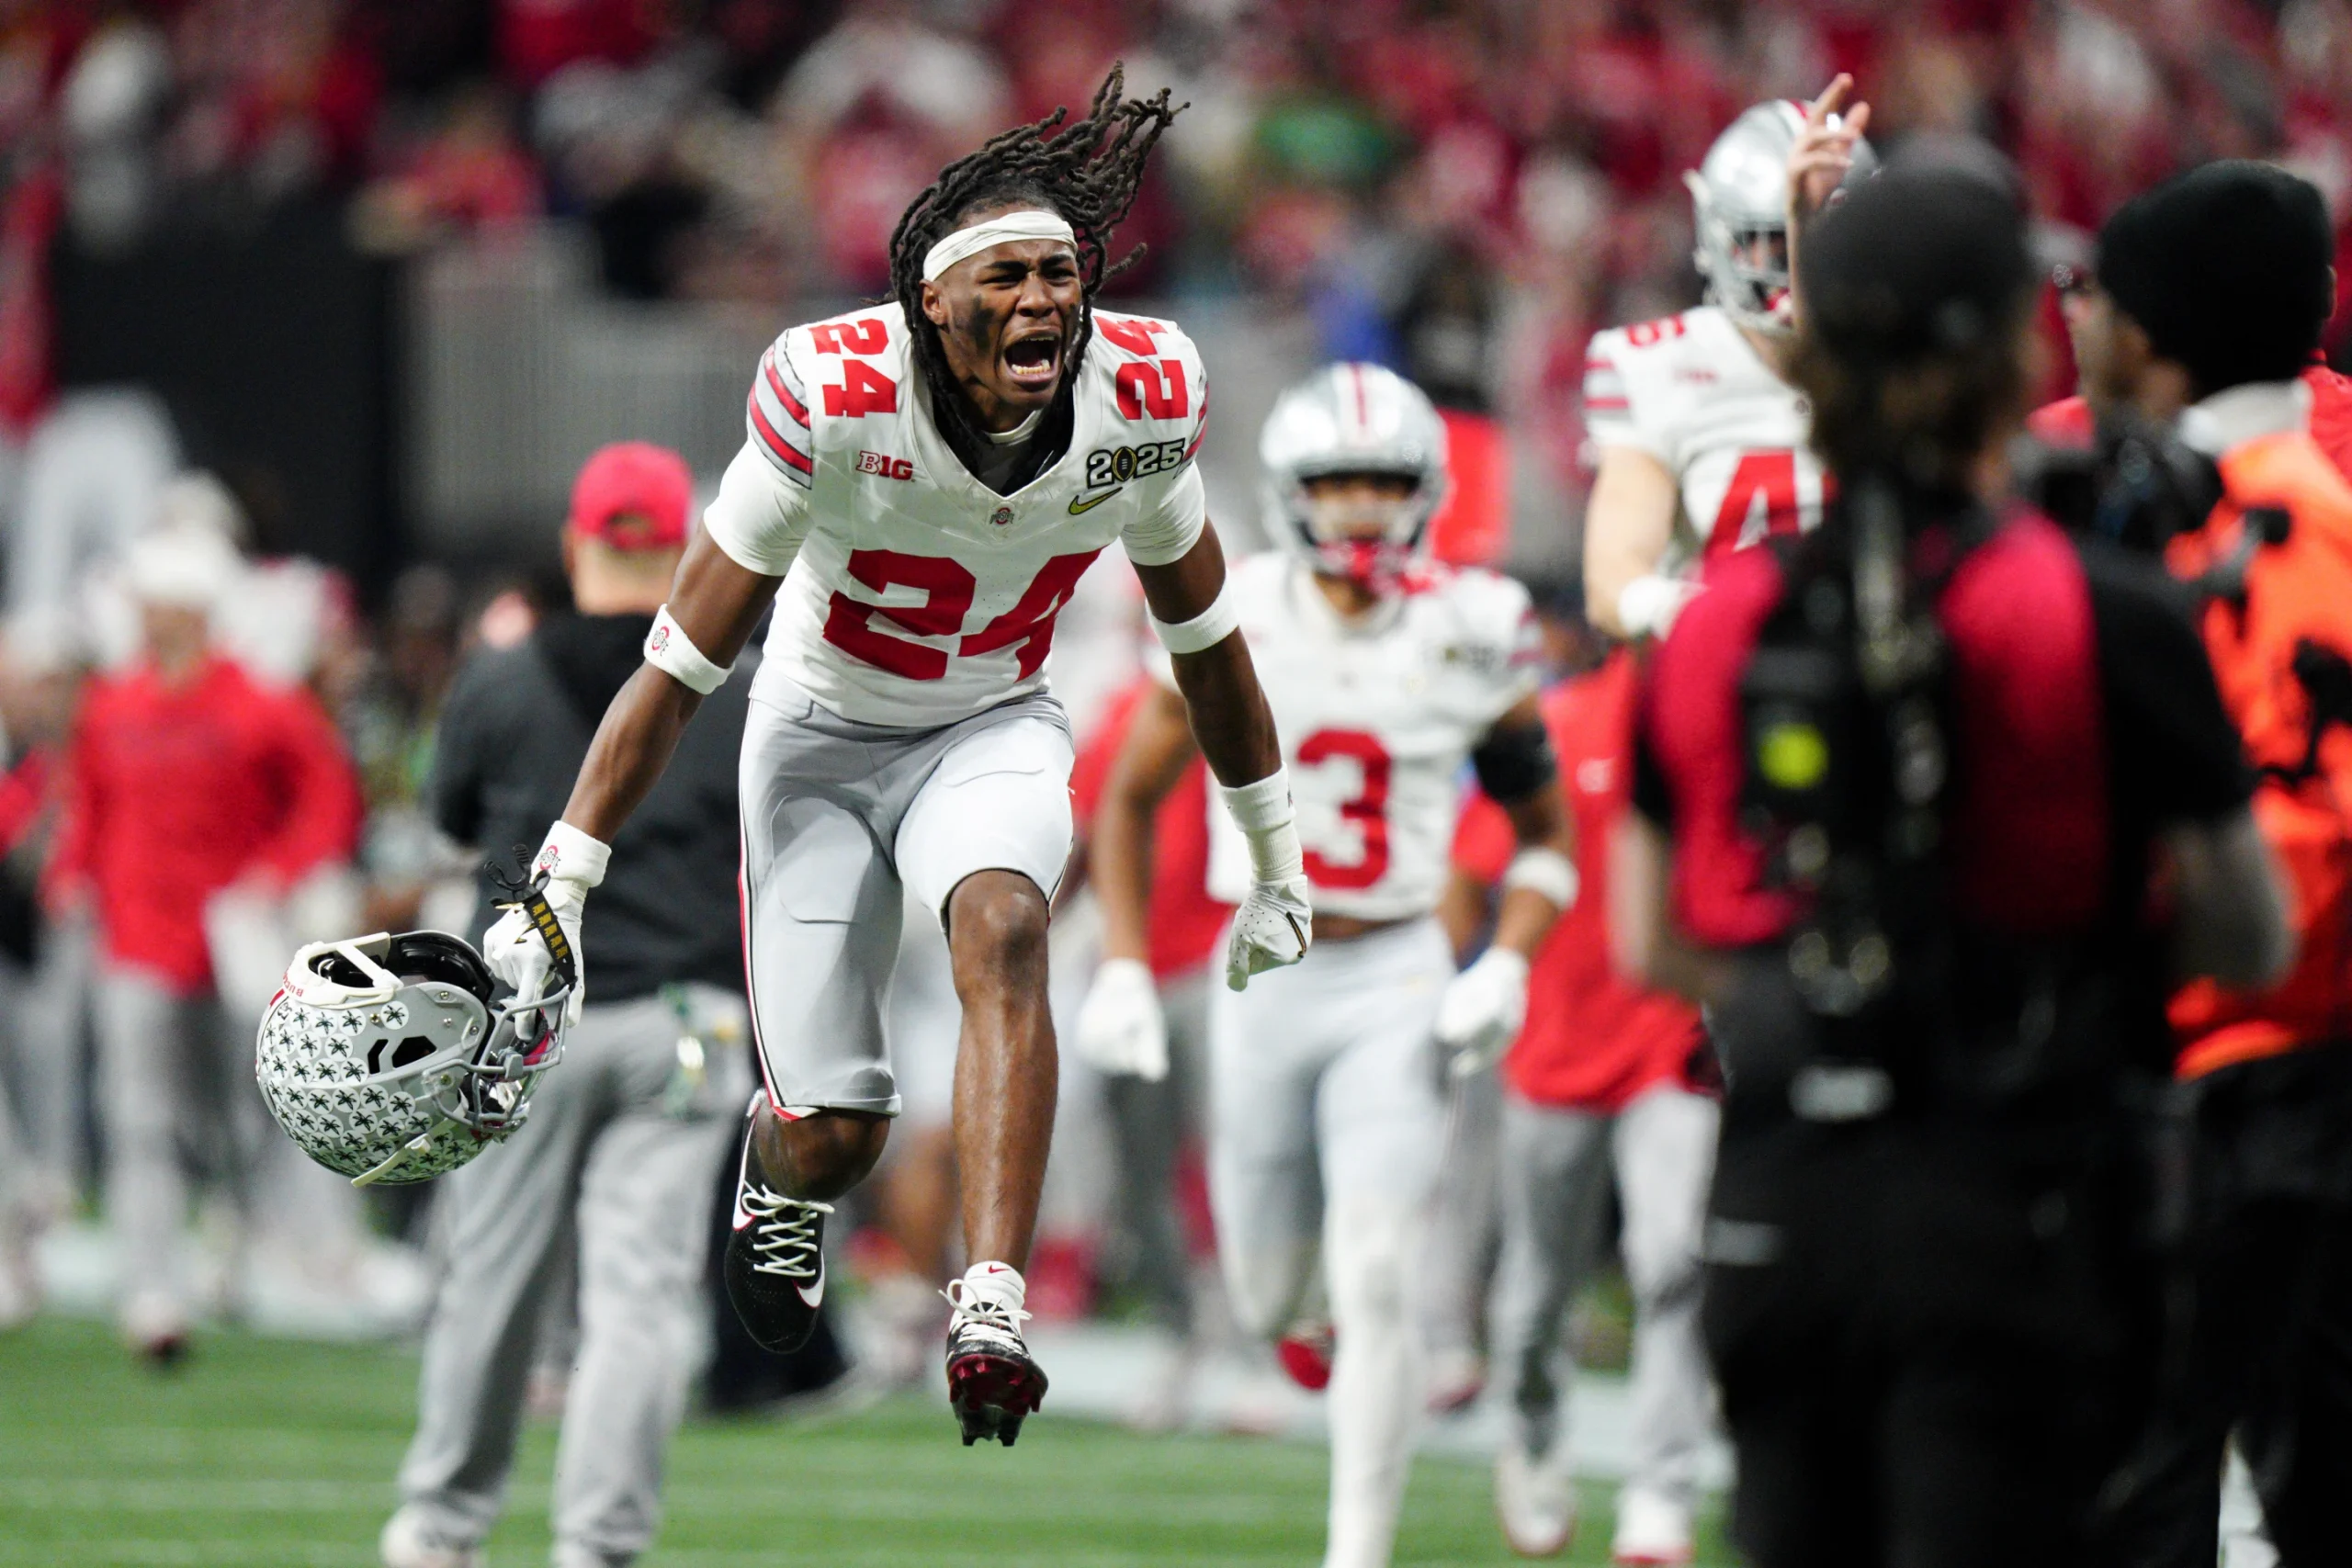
[1001,331,1063,393]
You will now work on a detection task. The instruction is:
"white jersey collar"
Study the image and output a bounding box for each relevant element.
[2179,378,2308,457]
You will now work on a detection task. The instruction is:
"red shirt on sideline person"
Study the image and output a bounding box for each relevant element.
[1453,651,1703,1112]
[1071,675,1228,980]
[51,652,361,995]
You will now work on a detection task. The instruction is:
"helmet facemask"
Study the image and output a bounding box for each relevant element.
[1690,170,1794,335]
[257,931,571,1187]
[1293,470,1432,596]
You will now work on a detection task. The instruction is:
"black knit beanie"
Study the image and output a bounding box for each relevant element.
[2096,161,2333,395]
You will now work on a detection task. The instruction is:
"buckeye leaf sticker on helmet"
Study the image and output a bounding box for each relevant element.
[255,930,571,1187]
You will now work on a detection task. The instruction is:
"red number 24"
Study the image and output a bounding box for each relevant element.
[822,548,1103,681]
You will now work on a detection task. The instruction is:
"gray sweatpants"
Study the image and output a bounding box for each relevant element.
[1490,1083,1719,1508]
[95,965,257,1317]
[396,987,750,1564]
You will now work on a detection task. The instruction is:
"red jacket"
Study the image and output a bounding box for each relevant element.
[1454,653,1704,1112]
[51,655,361,995]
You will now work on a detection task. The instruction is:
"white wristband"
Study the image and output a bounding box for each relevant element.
[1150,581,1239,655]
[1218,770,1304,884]
[644,605,730,696]
[533,820,610,890]
[1617,574,1690,640]
[1502,846,1578,909]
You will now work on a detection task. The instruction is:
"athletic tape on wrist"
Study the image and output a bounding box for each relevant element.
[534,820,611,890]
[1150,581,1239,655]
[1219,771,1303,884]
[644,605,730,696]
[1617,575,1687,641]
[1502,846,1578,909]
[922,210,1077,282]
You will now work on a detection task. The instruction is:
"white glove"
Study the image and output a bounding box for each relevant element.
[1073,958,1170,1081]
[1617,573,1702,641]
[1227,874,1313,991]
[484,822,605,1030]
[1433,947,1531,1080]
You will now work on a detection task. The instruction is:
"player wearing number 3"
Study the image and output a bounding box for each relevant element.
[1083,363,1578,1568]
[482,70,1305,1448]
[1582,96,1875,641]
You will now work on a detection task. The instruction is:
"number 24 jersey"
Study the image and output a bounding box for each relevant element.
[704,301,1210,728]
[1163,554,1542,923]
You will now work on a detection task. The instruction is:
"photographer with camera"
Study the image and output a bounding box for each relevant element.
[2057,162,2352,1568]
[1612,145,2292,1568]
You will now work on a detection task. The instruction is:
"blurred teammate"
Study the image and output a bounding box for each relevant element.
[49,522,360,1360]
[1582,84,1871,640]
[1453,615,1716,1565]
[381,443,753,1568]
[1085,363,1577,1568]
[484,68,1303,1447]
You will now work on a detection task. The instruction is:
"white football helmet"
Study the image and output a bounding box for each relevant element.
[1687,100,1878,335]
[1260,362,1450,594]
[255,930,568,1187]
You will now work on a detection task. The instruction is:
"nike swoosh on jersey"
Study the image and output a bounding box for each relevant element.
[1068,487,1124,514]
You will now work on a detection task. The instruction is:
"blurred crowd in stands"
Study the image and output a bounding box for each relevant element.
[10,0,2352,495]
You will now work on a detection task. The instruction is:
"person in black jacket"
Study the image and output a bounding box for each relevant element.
[1614,144,2294,1568]
[380,444,756,1568]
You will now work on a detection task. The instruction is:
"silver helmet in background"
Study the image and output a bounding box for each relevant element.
[1687,99,1878,335]
[255,930,568,1186]
[1260,361,1451,594]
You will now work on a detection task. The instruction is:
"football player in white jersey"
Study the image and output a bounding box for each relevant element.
[1082,364,1579,1568]
[1582,85,1874,641]
[480,70,1311,1448]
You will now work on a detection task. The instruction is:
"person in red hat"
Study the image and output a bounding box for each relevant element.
[382,440,764,1568]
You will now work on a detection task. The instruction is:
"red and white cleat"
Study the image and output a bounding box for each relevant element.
[944,1269,1047,1447]
[1495,1435,1577,1558]
[1610,1486,1696,1566]
[1274,1321,1335,1392]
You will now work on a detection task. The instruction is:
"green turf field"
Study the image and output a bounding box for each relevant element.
[0,1317,1735,1566]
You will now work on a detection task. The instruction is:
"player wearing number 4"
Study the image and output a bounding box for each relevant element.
[1082,363,1579,1568]
[1582,86,1875,640]
[482,68,1306,1448]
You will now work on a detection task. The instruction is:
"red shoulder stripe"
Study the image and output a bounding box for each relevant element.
[763,351,809,427]
[748,396,814,476]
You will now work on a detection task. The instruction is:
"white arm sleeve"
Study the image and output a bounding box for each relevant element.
[1119,463,1207,568]
[700,442,812,579]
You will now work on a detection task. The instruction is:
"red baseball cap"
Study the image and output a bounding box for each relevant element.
[568,441,694,551]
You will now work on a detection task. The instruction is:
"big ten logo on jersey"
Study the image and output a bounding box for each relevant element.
[1098,315,1191,422]
[855,450,914,481]
[808,316,898,418]
[1083,440,1187,491]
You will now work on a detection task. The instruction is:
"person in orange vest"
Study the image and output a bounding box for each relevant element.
[2070,161,2352,1568]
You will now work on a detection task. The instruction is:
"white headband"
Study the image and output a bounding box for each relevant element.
[922,209,1078,282]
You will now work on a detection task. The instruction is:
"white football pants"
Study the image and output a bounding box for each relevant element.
[1489,1083,1720,1511]
[1208,917,1452,1568]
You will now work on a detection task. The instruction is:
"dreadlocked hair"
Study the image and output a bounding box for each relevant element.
[888,63,1183,418]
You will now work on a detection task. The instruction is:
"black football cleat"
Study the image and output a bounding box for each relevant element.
[944,1284,1047,1447]
[722,1091,833,1355]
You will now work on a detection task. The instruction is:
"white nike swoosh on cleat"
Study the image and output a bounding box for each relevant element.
[797,1264,825,1309]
